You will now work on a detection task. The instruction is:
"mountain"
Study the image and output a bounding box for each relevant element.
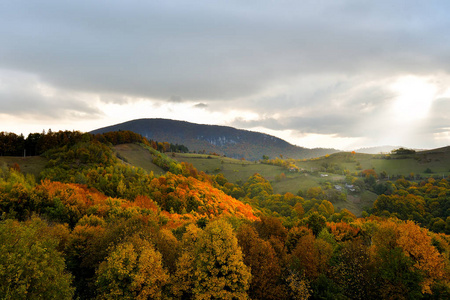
[91,118,338,160]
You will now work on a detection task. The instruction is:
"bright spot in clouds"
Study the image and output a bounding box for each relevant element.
[391,76,437,121]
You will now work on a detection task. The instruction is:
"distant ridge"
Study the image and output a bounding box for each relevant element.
[354,146,401,154]
[91,118,338,160]
[355,146,429,154]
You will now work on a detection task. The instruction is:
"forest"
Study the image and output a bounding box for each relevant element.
[1,130,450,299]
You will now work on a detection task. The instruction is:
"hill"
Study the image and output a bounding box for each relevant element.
[91,118,338,160]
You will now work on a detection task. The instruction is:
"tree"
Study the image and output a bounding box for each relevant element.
[0,218,74,299]
[173,224,202,299]
[254,215,288,242]
[237,224,288,299]
[305,212,327,236]
[291,231,332,281]
[96,237,170,299]
[332,239,376,299]
[370,220,447,298]
[182,219,251,299]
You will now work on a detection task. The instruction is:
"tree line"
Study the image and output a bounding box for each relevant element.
[0,130,189,157]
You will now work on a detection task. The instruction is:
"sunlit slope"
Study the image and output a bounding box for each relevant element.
[114,143,165,176]
[295,149,450,178]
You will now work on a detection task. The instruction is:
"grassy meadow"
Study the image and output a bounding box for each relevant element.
[114,143,166,176]
[0,156,47,179]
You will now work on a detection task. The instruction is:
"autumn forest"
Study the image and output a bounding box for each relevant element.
[1,130,450,299]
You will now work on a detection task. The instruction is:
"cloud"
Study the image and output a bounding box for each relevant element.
[1,1,450,148]
[0,69,101,119]
[194,103,208,108]
[1,1,449,102]
[169,96,183,103]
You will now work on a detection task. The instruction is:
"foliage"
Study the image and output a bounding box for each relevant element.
[96,237,170,299]
[0,217,74,299]
[392,147,416,155]
[372,178,450,233]
[176,220,251,299]
[261,157,300,172]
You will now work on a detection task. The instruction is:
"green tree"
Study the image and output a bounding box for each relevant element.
[306,212,327,236]
[0,218,74,299]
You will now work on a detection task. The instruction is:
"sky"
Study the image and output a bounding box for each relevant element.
[1,0,450,150]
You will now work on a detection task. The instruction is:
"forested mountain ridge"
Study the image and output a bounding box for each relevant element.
[90,118,338,160]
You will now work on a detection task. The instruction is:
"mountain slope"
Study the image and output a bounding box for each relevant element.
[91,118,338,160]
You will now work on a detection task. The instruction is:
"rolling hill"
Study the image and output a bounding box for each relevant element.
[91,118,338,160]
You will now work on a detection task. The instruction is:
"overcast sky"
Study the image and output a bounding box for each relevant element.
[1,0,450,150]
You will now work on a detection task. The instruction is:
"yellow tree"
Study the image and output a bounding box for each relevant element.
[189,219,251,299]
[173,224,202,299]
[96,237,169,299]
[0,218,74,299]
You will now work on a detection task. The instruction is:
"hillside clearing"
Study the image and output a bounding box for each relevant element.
[114,144,165,176]
[0,156,47,178]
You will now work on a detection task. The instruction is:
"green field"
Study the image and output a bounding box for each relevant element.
[0,156,48,178]
[173,153,348,192]
[295,150,450,178]
[172,153,285,182]
[114,144,165,176]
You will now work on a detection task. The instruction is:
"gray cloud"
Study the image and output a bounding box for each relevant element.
[194,103,208,108]
[1,1,449,148]
[0,70,101,119]
[2,1,449,100]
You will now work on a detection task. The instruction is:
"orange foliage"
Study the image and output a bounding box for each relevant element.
[372,219,446,294]
[362,169,377,178]
[133,195,159,213]
[33,180,108,225]
[328,222,360,242]
[149,173,258,222]
[396,221,445,294]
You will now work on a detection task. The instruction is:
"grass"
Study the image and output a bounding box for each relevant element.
[174,153,350,196]
[271,172,345,194]
[173,153,286,183]
[0,156,48,178]
[334,190,378,216]
[295,150,450,178]
[114,144,165,176]
[174,149,450,217]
